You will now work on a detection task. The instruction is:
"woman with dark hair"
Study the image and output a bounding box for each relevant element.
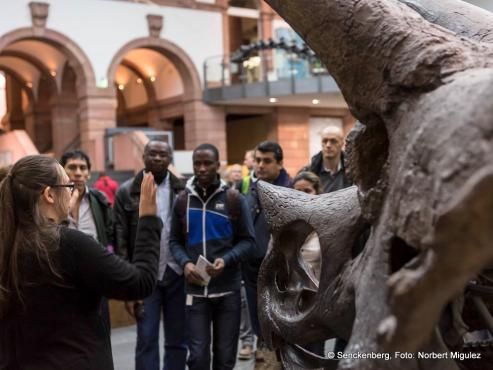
[0,165,11,182]
[293,171,322,281]
[293,171,325,356]
[293,170,322,195]
[0,155,161,370]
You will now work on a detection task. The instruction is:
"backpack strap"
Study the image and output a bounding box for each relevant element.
[226,188,241,223]
[176,188,241,236]
[175,190,189,234]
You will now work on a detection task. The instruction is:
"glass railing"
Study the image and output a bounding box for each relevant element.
[204,50,329,89]
[228,0,258,9]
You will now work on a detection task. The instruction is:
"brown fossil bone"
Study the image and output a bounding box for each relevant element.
[257,183,366,369]
[257,0,493,369]
[398,0,493,43]
[257,184,364,344]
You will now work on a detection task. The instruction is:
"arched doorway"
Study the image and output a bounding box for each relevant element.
[108,38,227,158]
[113,48,184,142]
[0,28,96,159]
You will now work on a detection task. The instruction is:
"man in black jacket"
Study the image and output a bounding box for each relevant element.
[114,140,186,370]
[301,126,353,354]
[170,143,255,370]
[241,141,292,366]
[304,125,351,193]
[60,150,114,248]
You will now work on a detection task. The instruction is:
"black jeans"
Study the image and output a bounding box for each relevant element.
[186,291,241,370]
[135,268,187,370]
[243,268,261,340]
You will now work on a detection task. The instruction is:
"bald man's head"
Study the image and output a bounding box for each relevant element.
[321,126,344,160]
[321,125,344,139]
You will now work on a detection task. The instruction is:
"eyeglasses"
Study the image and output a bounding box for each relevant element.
[51,183,76,194]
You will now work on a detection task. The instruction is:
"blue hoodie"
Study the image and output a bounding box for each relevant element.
[169,177,256,296]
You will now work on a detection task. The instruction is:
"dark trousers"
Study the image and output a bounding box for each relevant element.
[243,270,261,340]
[135,268,187,370]
[239,284,254,347]
[100,297,111,333]
[186,291,241,370]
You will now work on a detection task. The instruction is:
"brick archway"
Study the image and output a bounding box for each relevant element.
[0,28,110,168]
[107,37,227,160]
[0,28,97,97]
[107,37,202,101]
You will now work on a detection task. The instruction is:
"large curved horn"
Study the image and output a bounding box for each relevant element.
[399,0,493,43]
[265,0,492,121]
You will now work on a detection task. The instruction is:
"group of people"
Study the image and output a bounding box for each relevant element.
[0,124,350,370]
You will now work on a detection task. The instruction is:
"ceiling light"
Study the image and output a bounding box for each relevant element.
[269,97,278,103]
[150,76,156,82]
[312,99,320,105]
[50,71,57,77]
[136,78,143,84]
[26,82,33,88]
[118,84,125,91]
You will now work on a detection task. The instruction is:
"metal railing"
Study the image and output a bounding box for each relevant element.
[204,50,329,91]
[105,127,174,170]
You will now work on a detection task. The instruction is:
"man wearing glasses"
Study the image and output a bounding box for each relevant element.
[60,150,114,248]
[60,150,115,329]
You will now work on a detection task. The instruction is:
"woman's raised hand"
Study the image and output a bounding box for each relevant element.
[139,172,157,217]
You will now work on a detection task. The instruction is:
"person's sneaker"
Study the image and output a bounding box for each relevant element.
[238,345,253,360]
[255,348,265,362]
[254,349,282,370]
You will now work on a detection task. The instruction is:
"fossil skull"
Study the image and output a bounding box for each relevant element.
[258,0,493,369]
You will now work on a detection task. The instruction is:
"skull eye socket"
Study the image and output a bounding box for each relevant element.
[390,236,418,274]
[300,231,322,288]
[272,220,322,312]
[297,287,318,312]
[275,260,289,292]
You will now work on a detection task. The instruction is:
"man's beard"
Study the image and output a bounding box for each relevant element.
[152,170,167,184]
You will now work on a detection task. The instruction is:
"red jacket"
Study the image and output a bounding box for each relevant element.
[94,176,119,206]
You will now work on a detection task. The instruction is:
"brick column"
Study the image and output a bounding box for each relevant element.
[149,115,174,132]
[23,109,36,143]
[183,99,226,161]
[144,105,160,129]
[79,91,117,171]
[259,1,275,40]
[32,107,52,153]
[51,95,78,157]
[276,108,310,177]
[5,76,24,131]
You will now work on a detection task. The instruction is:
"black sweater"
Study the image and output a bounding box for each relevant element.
[0,216,162,370]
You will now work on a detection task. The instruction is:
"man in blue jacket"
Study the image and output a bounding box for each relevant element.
[170,143,256,370]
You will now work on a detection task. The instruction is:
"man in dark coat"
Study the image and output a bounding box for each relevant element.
[302,126,354,354]
[241,141,292,365]
[60,150,114,330]
[114,140,187,370]
[60,150,114,248]
[304,126,351,193]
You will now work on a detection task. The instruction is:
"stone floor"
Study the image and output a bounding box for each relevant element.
[111,325,255,370]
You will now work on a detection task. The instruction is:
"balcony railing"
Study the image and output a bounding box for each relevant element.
[205,50,328,88]
[203,50,336,102]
